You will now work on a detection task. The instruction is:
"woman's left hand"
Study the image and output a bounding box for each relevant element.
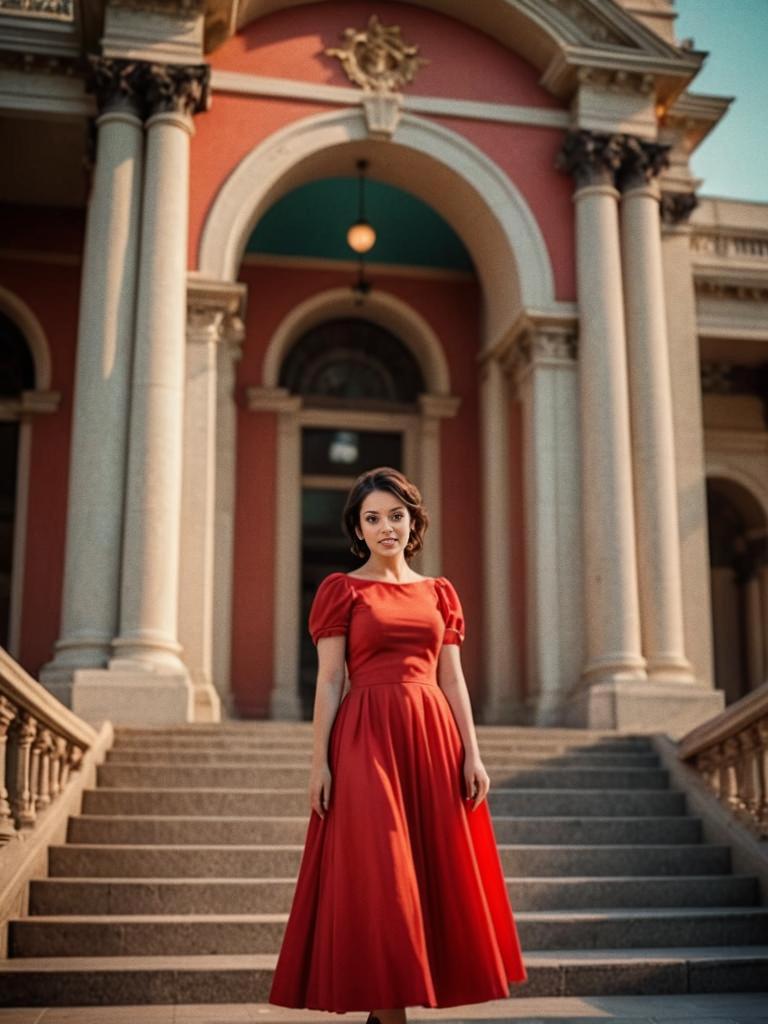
[463,753,490,811]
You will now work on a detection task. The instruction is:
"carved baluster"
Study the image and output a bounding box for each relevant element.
[49,734,67,802]
[0,696,17,844]
[756,719,768,834]
[697,749,717,794]
[7,711,37,828]
[721,737,742,810]
[33,727,54,812]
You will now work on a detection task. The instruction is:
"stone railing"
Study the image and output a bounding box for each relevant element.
[0,647,97,847]
[678,681,768,840]
[691,231,768,263]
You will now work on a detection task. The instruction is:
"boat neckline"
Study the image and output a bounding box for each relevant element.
[343,573,438,586]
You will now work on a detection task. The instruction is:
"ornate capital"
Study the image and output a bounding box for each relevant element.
[660,191,699,225]
[556,129,626,189]
[557,129,670,191]
[616,136,670,191]
[325,14,428,93]
[144,63,210,118]
[85,56,147,117]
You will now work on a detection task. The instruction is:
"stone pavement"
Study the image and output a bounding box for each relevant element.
[0,995,766,1024]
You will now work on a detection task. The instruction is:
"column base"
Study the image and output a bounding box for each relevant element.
[72,667,194,726]
[190,671,222,723]
[39,640,113,707]
[562,678,725,738]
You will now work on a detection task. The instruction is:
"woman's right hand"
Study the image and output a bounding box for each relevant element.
[309,761,332,819]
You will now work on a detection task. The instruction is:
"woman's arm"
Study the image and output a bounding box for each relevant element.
[309,634,346,819]
[437,644,490,810]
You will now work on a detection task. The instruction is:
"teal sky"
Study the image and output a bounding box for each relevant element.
[674,0,768,201]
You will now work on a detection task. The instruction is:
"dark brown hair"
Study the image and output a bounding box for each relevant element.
[342,467,429,562]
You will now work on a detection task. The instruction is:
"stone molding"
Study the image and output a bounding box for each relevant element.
[557,128,670,191]
[85,54,210,119]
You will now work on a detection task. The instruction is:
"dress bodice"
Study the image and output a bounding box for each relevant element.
[308,573,465,688]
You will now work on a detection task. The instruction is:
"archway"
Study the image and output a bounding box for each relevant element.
[199,108,563,347]
[706,475,768,704]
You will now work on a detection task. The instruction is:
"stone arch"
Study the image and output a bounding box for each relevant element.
[199,108,561,346]
[0,286,52,390]
[262,287,451,397]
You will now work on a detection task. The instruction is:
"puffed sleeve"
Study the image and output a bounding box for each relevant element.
[436,576,465,646]
[308,573,354,646]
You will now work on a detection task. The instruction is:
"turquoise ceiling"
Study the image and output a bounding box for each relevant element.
[246,177,473,271]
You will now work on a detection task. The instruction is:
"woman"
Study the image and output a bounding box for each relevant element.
[269,466,527,1021]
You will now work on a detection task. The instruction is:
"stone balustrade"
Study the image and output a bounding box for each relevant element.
[691,231,768,263]
[0,647,96,846]
[678,680,768,840]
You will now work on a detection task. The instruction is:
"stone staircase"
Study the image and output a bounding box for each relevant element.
[1,722,767,1005]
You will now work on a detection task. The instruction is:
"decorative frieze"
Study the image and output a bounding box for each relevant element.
[692,231,768,262]
[325,14,428,93]
[0,0,73,22]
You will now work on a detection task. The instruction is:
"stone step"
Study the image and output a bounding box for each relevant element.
[81,786,689,817]
[96,763,670,791]
[47,843,731,878]
[103,743,640,758]
[113,725,654,744]
[104,747,662,768]
[65,813,702,846]
[1,947,767,1005]
[10,907,768,958]
[29,873,760,916]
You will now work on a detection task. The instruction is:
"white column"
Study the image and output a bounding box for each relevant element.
[620,158,695,684]
[212,326,244,716]
[417,393,461,579]
[41,60,144,701]
[559,133,647,693]
[509,321,583,726]
[478,355,520,723]
[179,283,244,721]
[73,65,210,725]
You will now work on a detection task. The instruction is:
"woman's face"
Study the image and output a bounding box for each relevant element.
[355,488,412,559]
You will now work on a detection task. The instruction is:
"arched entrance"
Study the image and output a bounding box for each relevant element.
[198,107,567,721]
[284,317,426,714]
[0,312,35,650]
[707,475,768,704]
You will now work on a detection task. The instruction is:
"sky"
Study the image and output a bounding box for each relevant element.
[673,0,768,202]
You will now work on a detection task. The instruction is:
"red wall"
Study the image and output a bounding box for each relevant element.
[230,261,487,714]
[0,205,84,676]
[190,2,576,300]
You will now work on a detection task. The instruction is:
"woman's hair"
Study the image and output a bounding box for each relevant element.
[342,467,430,562]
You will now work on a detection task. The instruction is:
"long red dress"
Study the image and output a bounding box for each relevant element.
[268,572,528,1011]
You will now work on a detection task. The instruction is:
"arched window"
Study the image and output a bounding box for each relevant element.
[279,318,425,408]
[0,312,36,649]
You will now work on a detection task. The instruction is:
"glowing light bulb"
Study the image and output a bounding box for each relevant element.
[347,220,376,254]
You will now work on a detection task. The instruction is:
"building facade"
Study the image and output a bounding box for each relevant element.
[1,0,766,734]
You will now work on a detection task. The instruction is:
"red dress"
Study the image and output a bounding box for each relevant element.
[268,572,528,1012]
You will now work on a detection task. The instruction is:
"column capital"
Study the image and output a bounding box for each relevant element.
[557,129,670,192]
[144,62,210,119]
[506,324,577,384]
[660,190,699,226]
[616,136,670,193]
[85,55,147,119]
